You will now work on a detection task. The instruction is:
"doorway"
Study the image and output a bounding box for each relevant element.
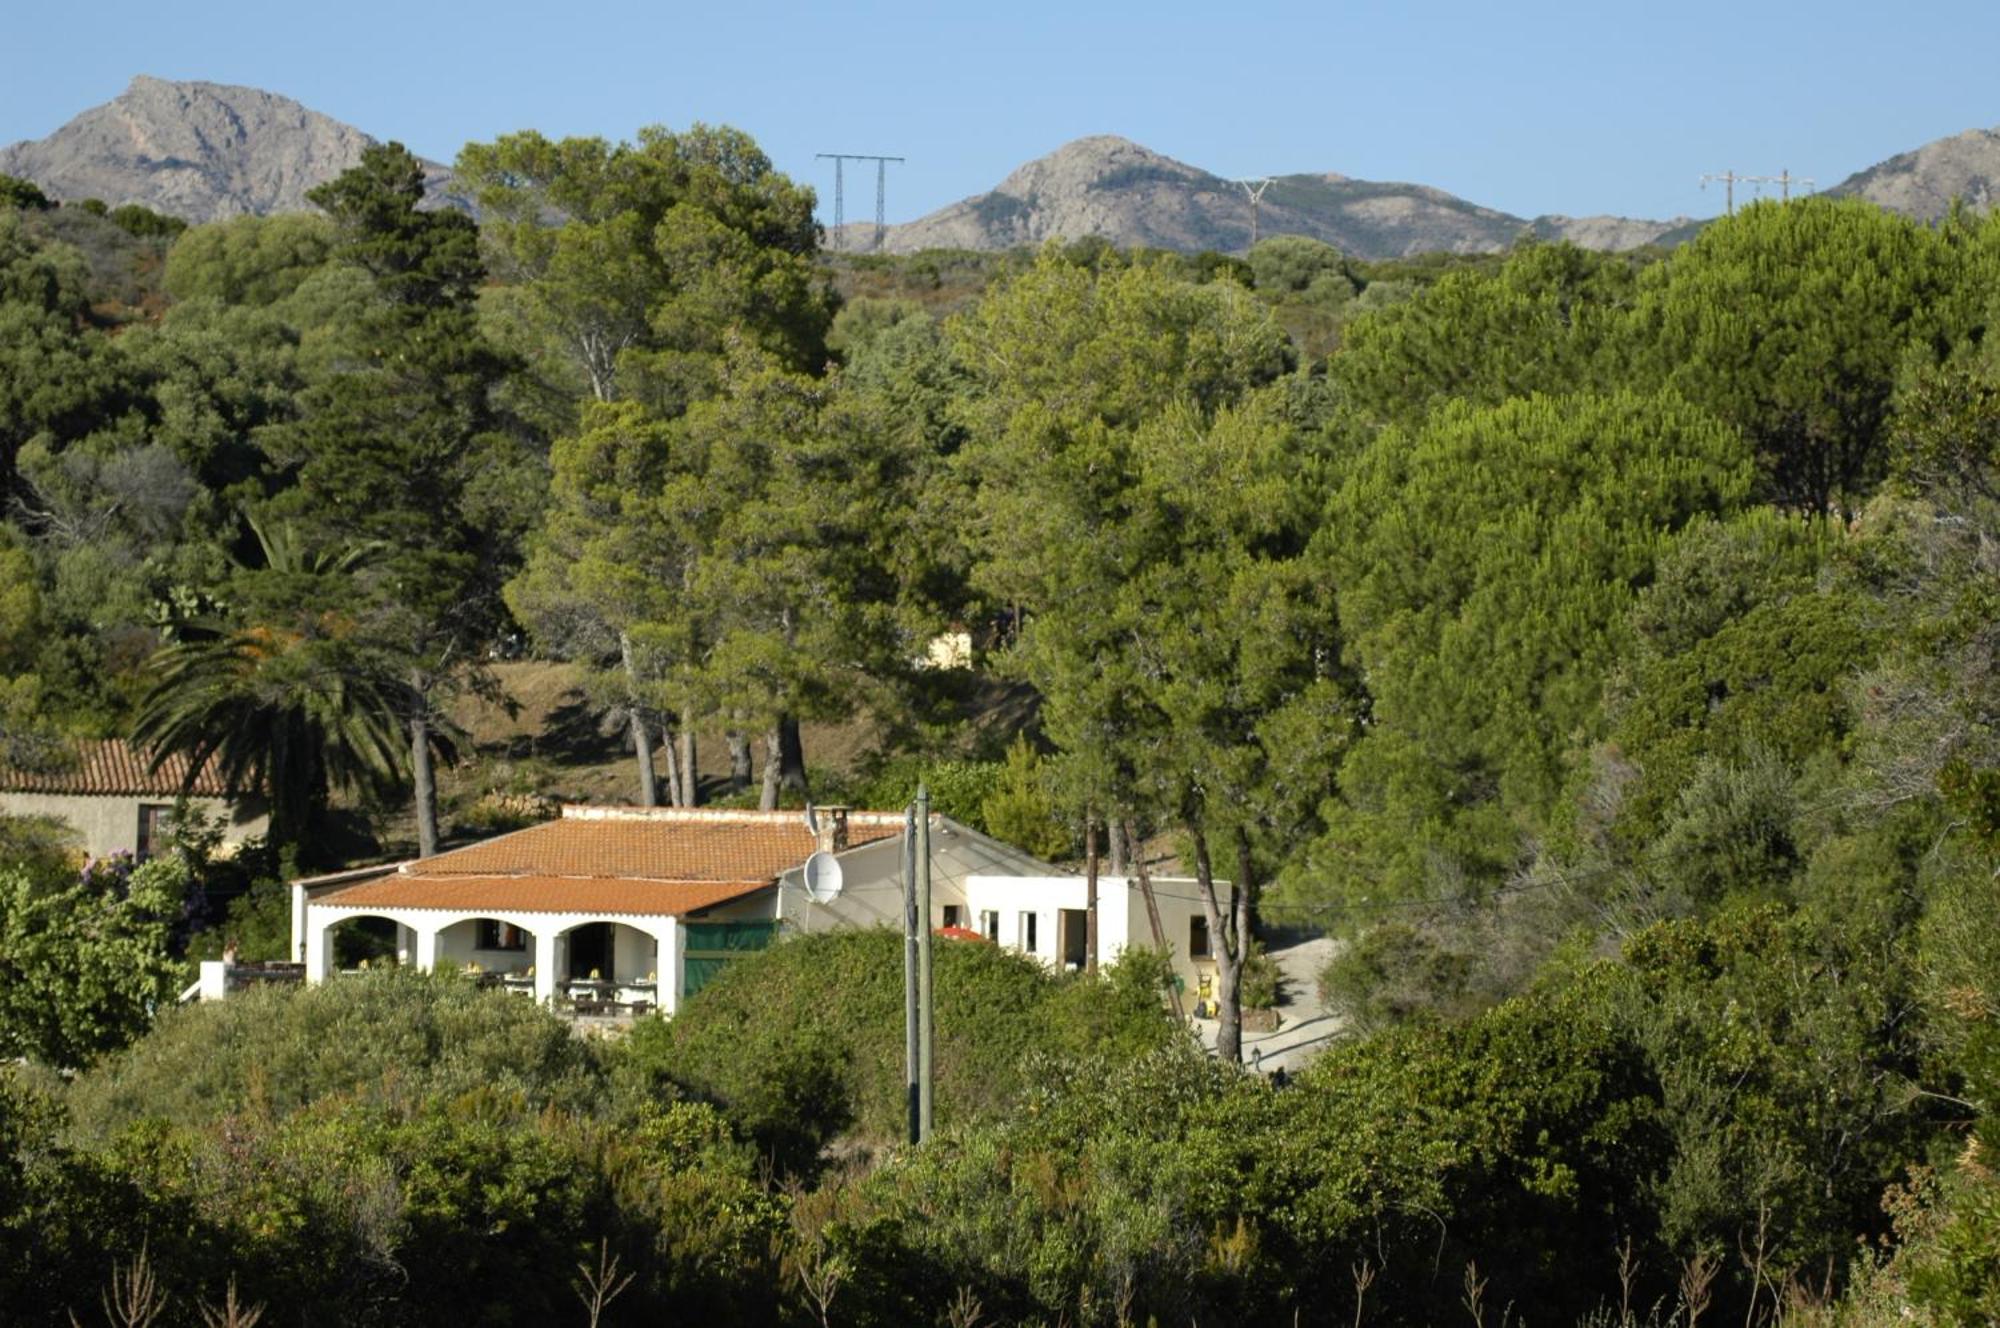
[1058,909,1088,970]
[568,922,613,980]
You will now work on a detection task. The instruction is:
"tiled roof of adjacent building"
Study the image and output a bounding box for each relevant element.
[0,738,238,797]
[311,805,908,918]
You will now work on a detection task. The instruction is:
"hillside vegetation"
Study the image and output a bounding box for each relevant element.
[3,116,2000,1322]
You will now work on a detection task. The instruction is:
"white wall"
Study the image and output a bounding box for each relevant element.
[0,792,267,860]
[966,873,1224,1001]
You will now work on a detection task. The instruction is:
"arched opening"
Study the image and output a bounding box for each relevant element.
[556,920,662,1012]
[434,916,538,993]
[328,914,401,971]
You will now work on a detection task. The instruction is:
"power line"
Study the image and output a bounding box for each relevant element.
[816,153,906,252]
[1701,168,1816,215]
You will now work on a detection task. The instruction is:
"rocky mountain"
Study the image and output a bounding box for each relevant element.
[0,76,459,223]
[11,78,1997,259]
[1825,125,2000,220]
[838,135,1688,260]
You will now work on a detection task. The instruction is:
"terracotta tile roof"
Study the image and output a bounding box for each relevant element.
[316,874,771,918]
[402,806,904,882]
[0,739,238,798]
[304,806,907,920]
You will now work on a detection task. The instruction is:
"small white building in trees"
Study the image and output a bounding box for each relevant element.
[961,871,1227,1005]
[0,738,268,860]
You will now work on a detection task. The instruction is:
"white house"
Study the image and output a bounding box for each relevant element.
[964,871,1228,1004]
[0,738,268,860]
[291,804,1064,1015]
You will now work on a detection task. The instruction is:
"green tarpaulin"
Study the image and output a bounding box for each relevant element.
[681,920,778,998]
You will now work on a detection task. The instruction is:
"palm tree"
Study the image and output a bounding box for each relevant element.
[134,521,416,861]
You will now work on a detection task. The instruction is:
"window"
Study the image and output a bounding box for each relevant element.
[979,909,1000,943]
[942,904,962,929]
[1189,916,1210,959]
[136,804,173,861]
[1019,911,1038,954]
[477,920,527,952]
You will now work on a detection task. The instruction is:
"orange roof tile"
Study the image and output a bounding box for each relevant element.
[0,739,240,798]
[402,806,904,882]
[316,874,771,918]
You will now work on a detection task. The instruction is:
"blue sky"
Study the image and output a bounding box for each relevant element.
[5,0,1996,227]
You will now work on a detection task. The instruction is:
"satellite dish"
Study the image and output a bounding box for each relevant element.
[803,803,821,838]
[803,851,843,904]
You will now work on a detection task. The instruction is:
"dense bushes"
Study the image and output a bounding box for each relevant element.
[615,929,1182,1172]
[65,968,601,1141]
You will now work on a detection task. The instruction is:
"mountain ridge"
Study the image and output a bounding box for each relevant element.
[833,134,1690,259]
[5,79,1998,259]
[0,75,460,223]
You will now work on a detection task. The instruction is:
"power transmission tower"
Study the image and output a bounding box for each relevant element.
[1702,169,1815,215]
[1701,170,1741,215]
[1743,168,1814,202]
[1236,177,1274,249]
[816,152,905,251]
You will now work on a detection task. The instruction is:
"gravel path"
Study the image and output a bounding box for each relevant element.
[1192,934,1347,1075]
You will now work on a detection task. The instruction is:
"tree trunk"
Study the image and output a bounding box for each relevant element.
[1124,819,1185,1021]
[1192,825,1241,1064]
[620,634,659,807]
[679,729,699,806]
[629,711,659,807]
[760,727,783,811]
[1109,820,1129,876]
[1084,815,1100,976]
[661,727,683,807]
[1235,826,1259,1061]
[726,732,753,793]
[777,714,809,800]
[410,692,439,860]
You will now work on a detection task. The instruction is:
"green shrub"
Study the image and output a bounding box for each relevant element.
[453,788,559,835]
[64,969,600,1141]
[1238,938,1282,1010]
[0,174,51,211]
[614,929,1181,1174]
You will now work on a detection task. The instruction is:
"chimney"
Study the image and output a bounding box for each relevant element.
[815,805,850,855]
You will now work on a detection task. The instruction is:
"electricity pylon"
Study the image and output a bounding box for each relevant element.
[817,153,906,251]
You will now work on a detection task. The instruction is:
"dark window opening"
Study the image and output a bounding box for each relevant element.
[568,922,613,980]
[477,919,527,951]
[1190,916,1210,959]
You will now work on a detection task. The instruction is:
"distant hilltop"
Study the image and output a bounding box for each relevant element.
[835,134,1689,260]
[4,78,1999,257]
[0,75,460,223]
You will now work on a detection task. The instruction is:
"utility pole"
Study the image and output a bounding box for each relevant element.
[916,783,934,1142]
[1749,168,1813,202]
[1703,169,1815,215]
[1701,170,1741,215]
[902,804,920,1145]
[816,152,905,251]
[1236,177,1274,250]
